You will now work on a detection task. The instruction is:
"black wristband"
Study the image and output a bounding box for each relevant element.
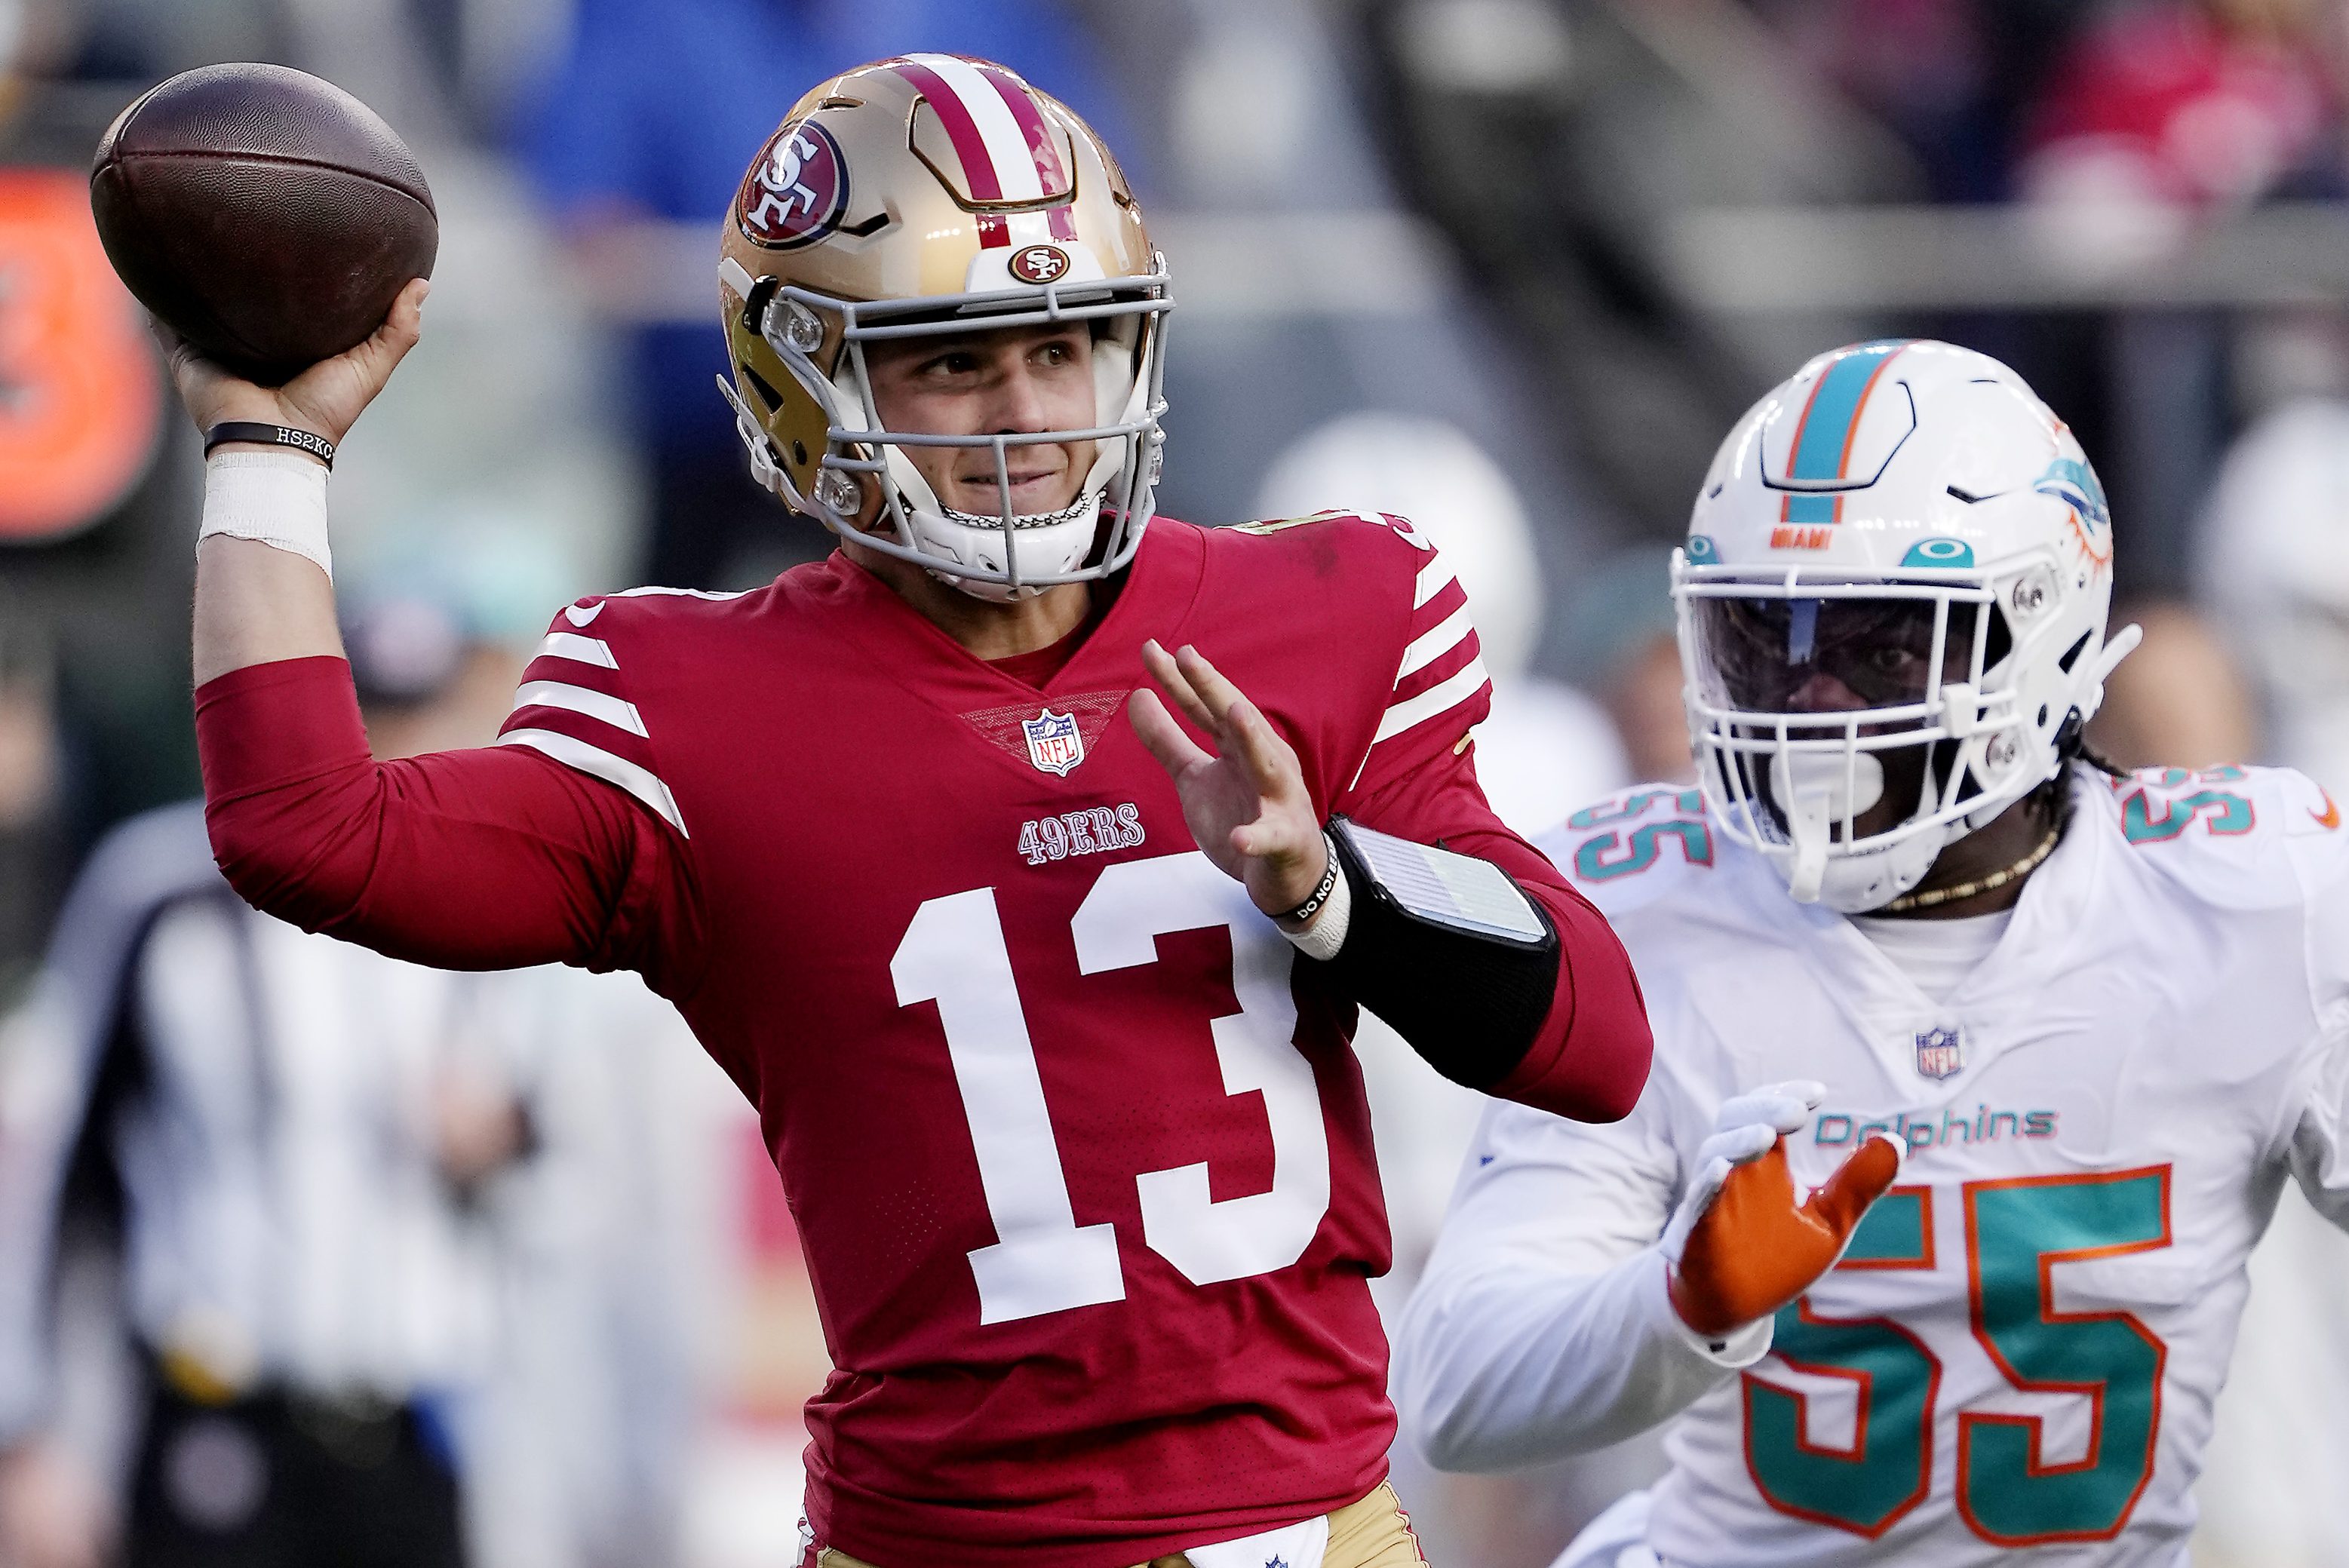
[1271,834,1341,925]
[204,422,335,469]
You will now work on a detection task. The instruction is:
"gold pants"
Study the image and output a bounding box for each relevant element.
[815,1481,1428,1568]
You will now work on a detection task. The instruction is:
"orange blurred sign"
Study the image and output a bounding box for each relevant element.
[0,168,161,544]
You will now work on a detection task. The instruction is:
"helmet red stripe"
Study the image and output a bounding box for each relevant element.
[890,58,1006,202]
[972,62,1070,194]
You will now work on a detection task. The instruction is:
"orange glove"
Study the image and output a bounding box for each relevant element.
[1662,1082,1903,1339]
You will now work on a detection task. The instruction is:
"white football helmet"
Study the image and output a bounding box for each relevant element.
[1676,339,2141,912]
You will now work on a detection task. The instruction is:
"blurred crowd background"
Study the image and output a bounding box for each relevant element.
[2,0,2347,1565]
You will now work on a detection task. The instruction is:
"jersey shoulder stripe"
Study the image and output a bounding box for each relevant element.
[1375,645,1489,744]
[536,630,617,669]
[1399,600,1474,681]
[1411,551,1457,609]
[510,680,649,738]
[1214,508,1494,793]
[1361,519,1494,780]
[498,596,691,837]
[497,728,687,836]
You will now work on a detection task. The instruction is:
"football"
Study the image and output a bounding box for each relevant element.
[90,62,436,387]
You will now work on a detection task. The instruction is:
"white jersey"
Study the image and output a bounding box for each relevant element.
[1394,763,2349,1567]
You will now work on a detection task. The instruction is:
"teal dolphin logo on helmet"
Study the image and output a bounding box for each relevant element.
[2033,457,2109,535]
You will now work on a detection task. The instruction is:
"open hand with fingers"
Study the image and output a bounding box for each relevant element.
[1663,1080,1903,1338]
[1128,640,1331,923]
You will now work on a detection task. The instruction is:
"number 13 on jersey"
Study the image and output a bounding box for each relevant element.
[891,851,1333,1325]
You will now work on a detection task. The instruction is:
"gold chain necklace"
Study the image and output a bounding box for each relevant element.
[1878,823,2062,914]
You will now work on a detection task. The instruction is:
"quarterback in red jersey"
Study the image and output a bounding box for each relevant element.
[176,56,1650,1568]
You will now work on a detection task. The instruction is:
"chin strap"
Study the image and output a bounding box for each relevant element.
[715,377,791,500]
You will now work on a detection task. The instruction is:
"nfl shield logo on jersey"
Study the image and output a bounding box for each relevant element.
[1914,1026,1965,1081]
[1022,709,1085,776]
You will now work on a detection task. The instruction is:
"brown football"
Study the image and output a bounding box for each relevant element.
[90,62,436,386]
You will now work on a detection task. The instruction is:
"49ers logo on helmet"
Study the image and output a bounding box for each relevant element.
[1009,244,1071,284]
[738,120,850,250]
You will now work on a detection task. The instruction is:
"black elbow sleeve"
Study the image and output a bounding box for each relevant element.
[1312,821,1562,1091]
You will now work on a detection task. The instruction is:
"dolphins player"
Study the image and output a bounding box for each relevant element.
[1396,338,2349,1566]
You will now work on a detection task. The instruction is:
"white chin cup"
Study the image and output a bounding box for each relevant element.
[1764,749,1949,912]
[1770,750,1885,903]
[908,494,1104,603]
[1810,827,1948,913]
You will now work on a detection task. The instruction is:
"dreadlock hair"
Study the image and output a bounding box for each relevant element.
[2056,706,2126,779]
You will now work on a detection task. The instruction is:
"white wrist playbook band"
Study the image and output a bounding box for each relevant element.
[1281,858,1353,962]
[200,450,333,581]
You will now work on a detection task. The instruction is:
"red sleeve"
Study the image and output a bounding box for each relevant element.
[1343,735,1653,1124]
[195,655,701,991]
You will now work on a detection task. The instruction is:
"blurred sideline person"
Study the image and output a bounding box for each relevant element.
[0,600,706,1568]
[2203,394,2349,786]
[453,958,711,1568]
[1555,550,1695,792]
[169,57,1652,1568]
[1399,339,2349,1566]
[0,621,63,998]
[2191,391,2349,1568]
[1254,416,1635,1564]
[0,600,521,1568]
[2085,602,2255,779]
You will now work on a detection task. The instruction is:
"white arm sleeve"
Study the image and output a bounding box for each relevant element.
[2286,806,2349,1229]
[1393,1085,1770,1474]
[2287,1020,2349,1229]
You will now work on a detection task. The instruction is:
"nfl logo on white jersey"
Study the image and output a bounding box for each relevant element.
[1914,1025,1964,1080]
[1022,709,1084,777]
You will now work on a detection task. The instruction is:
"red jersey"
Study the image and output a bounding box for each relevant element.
[194,512,1650,1567]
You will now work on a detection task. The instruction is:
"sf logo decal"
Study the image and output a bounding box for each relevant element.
[1009,244,1071,284]
[737,120,851,250]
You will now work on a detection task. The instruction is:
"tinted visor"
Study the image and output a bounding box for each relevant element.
[1690,595,1995,715]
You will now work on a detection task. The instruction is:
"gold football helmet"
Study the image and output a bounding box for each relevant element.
[715,54,1171,600]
